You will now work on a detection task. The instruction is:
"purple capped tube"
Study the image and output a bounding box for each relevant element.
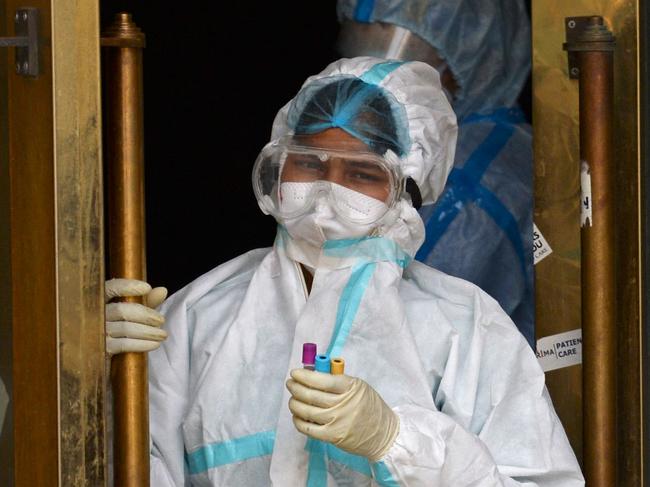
[302,343,317,370]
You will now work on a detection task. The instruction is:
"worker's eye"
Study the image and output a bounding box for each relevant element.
[349,170,383,182]
[345,161,389,184]
[292,156,326,172]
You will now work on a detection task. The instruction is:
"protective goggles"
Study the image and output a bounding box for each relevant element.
[252,136,404,225]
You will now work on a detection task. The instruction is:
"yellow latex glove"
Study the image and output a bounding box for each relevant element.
[105,278,168,355]
[286,368,399,462]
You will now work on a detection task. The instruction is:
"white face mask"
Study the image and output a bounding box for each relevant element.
[280,182,388,247]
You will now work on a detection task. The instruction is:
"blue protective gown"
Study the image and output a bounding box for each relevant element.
[416,108,534,347]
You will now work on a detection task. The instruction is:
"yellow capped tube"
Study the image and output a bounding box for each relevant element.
[331,358,345,375]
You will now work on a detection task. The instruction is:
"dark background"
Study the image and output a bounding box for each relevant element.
[100,1,531,293]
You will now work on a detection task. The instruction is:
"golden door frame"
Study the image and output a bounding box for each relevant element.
[1,0,106,484]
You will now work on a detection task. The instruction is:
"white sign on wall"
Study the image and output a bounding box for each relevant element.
[536,328,582,372]
[533,222,553,265]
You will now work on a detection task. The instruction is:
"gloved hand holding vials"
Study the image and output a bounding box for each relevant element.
[286,368,399,462]
[288,345,397,462]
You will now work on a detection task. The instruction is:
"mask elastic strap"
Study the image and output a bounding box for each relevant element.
[405,177,422,210]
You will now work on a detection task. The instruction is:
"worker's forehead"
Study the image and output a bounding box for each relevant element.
[295,128,372,152]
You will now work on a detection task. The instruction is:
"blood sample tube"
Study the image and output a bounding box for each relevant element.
[330,358,345,375]
[315,354,331,373]
[302,343,317,370]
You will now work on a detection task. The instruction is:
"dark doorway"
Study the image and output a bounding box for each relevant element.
[100,2,341,292]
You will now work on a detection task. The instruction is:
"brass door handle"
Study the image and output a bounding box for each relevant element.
[0,8,39,77]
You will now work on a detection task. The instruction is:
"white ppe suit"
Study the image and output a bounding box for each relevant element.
[148,57,583,485]
[149,235,582,486]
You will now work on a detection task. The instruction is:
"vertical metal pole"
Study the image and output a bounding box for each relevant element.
[580,49,616,486]
[642,2,650,482]
[568,16,617,486]
[101,13,148,487]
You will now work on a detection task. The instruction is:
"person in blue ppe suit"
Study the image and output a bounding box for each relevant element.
[105,58,582,485]
[337,0,535,347]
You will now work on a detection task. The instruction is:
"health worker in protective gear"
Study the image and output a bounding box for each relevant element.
[105,57,583,485]
[337,0,536,347]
